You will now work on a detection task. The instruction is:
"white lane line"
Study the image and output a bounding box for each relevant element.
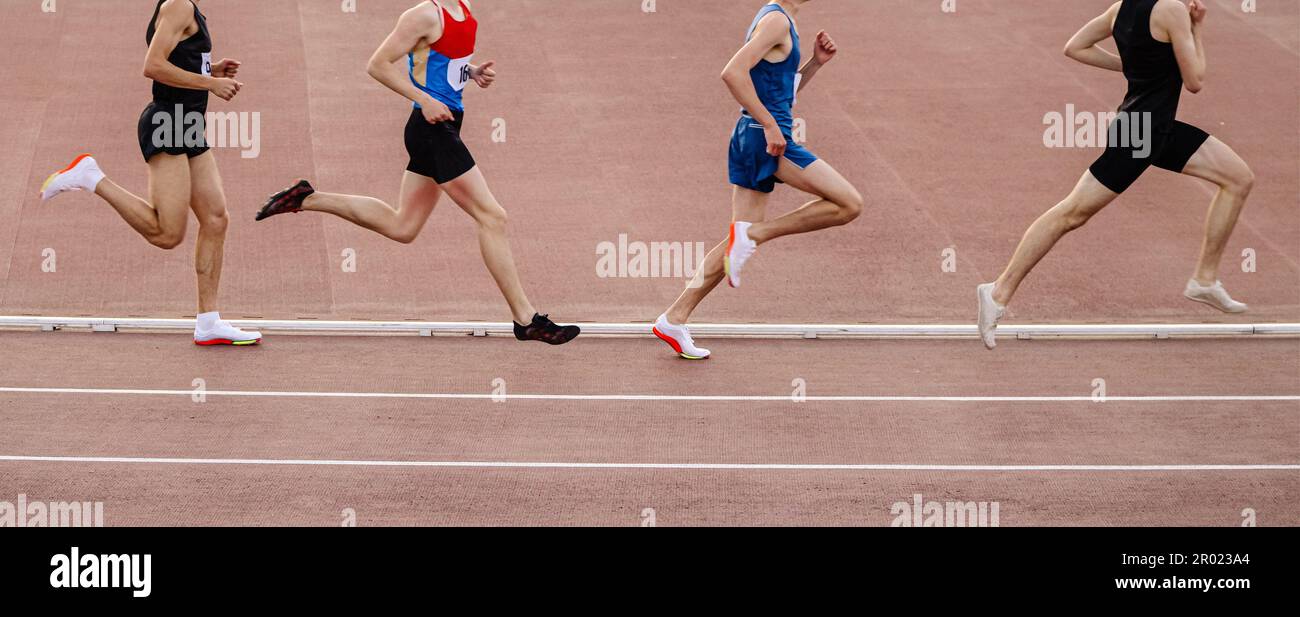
[0,386,1297,402]
[0,455,1296,471]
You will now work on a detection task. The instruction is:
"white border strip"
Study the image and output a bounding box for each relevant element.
[1,316,1298,339]
[0,455,1294,472]
[1,386,1297,402]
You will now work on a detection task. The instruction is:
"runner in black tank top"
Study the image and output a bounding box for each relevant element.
[140,0,214,161]
[1114,0,1184,134]
[1087,0,1210,194]
[976,0,1256,349]
[37,0,259,346]
[148,0,211,107]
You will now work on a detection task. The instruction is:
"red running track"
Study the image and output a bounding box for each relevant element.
[0,332,1295,526]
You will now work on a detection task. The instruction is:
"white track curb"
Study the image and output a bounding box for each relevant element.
[1,316,1297,339]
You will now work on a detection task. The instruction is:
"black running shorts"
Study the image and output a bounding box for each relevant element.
[405,108,476,184]
[1088,120,1210,194]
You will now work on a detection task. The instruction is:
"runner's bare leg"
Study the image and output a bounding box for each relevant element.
[186,151,231,314]
[439,167,537,324]
[747,159,863,245]
[93,153,191,249]
[664,186,769,324]
[1178,137,1255,285]
[666,158,862,324]
[301,171,443,244]
[991,171,1120,306]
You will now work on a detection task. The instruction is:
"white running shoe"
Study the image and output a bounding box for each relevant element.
[40,154,105,202]
[977,283,1005,350]
[724,221,758,288]
[652,314,710,360]
[195,321,263,346]
[1184,279,1248,314]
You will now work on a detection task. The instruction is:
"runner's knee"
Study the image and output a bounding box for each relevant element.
[150,230,185,250]
[477,204,509,232]
[198,210,229,236]
[1223,165,1255,197]
[1058,201,1094,232]
[836,187,864,223]
[391,226,421,245]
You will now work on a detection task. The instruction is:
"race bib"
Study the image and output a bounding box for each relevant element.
[447,55,473,92]
[201,52,212,76]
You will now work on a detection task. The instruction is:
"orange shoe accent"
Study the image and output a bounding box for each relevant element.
[59,153,93,174]
[725,222,737,288]
[41,154,94,198]
[652,327,683,355]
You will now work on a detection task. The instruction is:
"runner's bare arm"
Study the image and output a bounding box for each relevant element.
[1064,2,1123,72]
[367,6,451,117]
[1159,0,1207,93]
[797,31,837,92]
[143,0,241,100]
[722,13,789,130]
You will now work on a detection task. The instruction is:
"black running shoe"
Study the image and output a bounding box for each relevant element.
[514,313,581,345]
[255,180,315,221]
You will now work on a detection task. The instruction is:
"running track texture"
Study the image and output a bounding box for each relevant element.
[0,333,1296,525]
[0,0,1296,324]
[0,1,1297,526]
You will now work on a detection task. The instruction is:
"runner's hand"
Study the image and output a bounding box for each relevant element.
[763,124,787,157]
[421,99,455,124]
[1187,0,1207,27]
[814,31,838,65]
[212,58,241,78]
[209,77,242,101]
[472,61,497,88]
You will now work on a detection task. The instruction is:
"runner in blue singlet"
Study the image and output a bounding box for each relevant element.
[653,0,865,361]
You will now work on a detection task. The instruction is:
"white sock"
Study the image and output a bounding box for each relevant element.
[86,168,106,192]
[197,312,221,330]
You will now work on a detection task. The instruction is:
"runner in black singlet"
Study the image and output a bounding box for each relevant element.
[39,0,259,346]
[1088,0,1209,194]
[976,0,1257,350]
[139,0,214,161]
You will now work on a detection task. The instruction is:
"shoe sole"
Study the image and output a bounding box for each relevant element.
[195,338,262,346]
[653,327,707,360]
[1184,292,1247,314]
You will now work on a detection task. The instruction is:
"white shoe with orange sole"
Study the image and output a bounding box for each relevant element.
[40,154,105,202]
[195,321,263,347]
[653,314,710,360]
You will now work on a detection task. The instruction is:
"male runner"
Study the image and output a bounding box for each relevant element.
[256,0,579,345]
[653,0,862,360]
[39,0,260,345]
[977,0,1255,349]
